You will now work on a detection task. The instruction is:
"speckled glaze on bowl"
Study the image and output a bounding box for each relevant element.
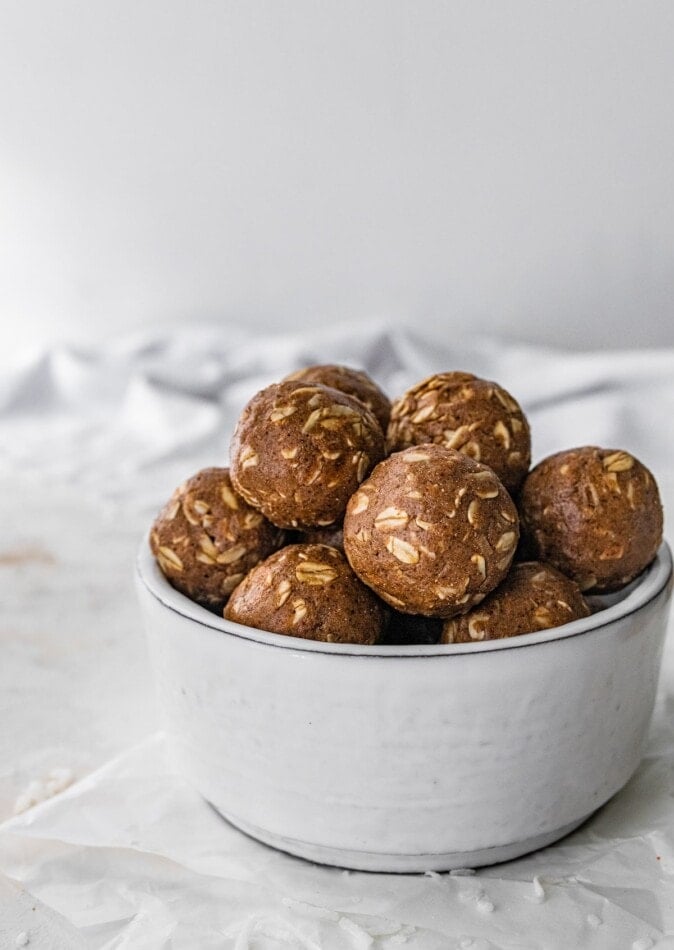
[135,541,672,872]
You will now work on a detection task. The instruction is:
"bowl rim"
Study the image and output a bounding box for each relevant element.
[136,538,672,658]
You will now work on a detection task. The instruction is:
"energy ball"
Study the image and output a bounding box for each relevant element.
[230,381,385,530]
[150,467,285,612]
[224,543,388,644]
[441,561,590,643]
[343,444,520,618]
[283,364,391,432]
[519,447,664,592]
[386,372,531,493]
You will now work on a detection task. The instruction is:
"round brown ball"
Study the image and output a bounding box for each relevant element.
[343,444,520,618]
[150,467,286,612]
[386,372,531,493]
[519,446,663,592]
[224,543,388,644]
[284,364,391,431]
[441,561,590,643]
[229,381,385,530]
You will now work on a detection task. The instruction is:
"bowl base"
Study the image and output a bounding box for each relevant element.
[213,807,591,873]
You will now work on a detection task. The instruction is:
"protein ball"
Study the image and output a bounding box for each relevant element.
[230,381,385,529]
[386,372,531,493]
[150,467,285,612]
[519,446,664,592]
[343,444,520,618]
[442,561,590,643]
[224,543,388,643]
[284,364,391,432]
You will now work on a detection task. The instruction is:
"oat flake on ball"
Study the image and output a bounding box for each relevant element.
[442,561,589,643]
[150,467,285,612]
[230,381,385,530]
[224,543,388,643]
[386,371,531,493]
[519,446,663,592]
[343,444,520,618]
[283,364,391,432]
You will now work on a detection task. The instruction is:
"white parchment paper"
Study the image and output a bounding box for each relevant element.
[1,323,673,949]
[2,718,674,950]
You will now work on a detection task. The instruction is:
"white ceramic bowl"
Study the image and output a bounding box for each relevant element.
[136,541,672,872]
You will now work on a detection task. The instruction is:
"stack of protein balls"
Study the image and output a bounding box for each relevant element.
[150,366,664,645]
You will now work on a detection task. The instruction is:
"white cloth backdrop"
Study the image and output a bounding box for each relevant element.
[1,323,673,949]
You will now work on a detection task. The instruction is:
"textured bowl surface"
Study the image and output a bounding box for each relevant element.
[136,541,672,872]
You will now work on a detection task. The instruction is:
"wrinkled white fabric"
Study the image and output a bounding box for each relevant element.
[3,321,673,511]
[1,323,673,949]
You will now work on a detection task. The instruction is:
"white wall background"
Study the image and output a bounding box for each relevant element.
[1,0,673,355]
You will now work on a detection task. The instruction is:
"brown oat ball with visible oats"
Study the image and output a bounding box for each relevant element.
[386,372,531,493]
[224,543,388,643]
[150,467,286,612]
[283,364,391,432]
[343,444,520,618]
[441,561,590,643]
[230,381,385,530]
[519,447,663,593]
